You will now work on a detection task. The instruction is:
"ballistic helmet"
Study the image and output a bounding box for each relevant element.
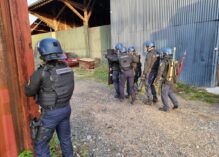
[120,46,127,53]
[37,38,66,61]
[127,46,135,53]
[143,41,155,47]
[161,47,173,58]
[115,43,124,51]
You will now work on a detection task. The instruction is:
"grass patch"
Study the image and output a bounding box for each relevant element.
[49,133,62,157]
[175,83,219,104]
[18,150,33,157]
[49,133,90,157]
[93,64,108,82]
[74,64,108,83]
[74,140,89,157]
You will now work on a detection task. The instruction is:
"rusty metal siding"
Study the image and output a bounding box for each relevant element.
[0,0,38,156]
[111,0,219,86]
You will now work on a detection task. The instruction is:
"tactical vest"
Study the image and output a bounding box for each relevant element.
[38,63,74,109]
[119,54,133,71]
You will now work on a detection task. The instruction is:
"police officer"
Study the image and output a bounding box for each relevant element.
[141,41,160,105]
[105,43,123,98]
[119,46,138,104]
[154,48,179,112]
[25,38,74,157]
[127,46,141,95]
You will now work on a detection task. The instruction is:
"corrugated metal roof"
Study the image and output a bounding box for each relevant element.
[28,0,54,10]
[111,0,219,87]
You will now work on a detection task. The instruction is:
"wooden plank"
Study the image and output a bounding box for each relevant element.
[62,0,85,22]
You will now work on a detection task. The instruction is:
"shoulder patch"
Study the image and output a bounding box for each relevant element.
[56,67,72,75]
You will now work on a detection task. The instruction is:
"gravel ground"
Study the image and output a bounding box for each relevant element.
[70,79,219,157]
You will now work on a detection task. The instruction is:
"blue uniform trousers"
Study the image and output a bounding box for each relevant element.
[145,71,157,101]
[112,70,120,97]
[34,104,73,157]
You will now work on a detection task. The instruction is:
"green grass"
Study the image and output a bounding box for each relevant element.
[49,134,62,157]
[74,64,108,83]
[175,83,219,104]
[74,140,89,157]
[18,150,33,157]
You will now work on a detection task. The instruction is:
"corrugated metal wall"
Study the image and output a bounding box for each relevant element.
[0,0,38,156]
[111,0,219,87]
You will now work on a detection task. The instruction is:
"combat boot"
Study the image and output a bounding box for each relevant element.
[153,96,158,103]
[143,99,153,105]
[159,107,169,112]
[130,97,136,105]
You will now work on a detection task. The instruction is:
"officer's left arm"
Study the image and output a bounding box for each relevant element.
[154,62,166,84]
[25,69,42,97]
[132,54,140,63]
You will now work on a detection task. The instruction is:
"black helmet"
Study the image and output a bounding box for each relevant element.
[37,38,66,61]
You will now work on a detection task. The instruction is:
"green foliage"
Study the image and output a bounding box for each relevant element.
[18,150,33,157]
[74,140,89,157]
[175,83,219,104]
[94,64,108,82]
[49,133,62,157]
[74,63,108,83]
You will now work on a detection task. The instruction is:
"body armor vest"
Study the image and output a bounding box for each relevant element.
[38,63,74,108]
[119,54,132,71]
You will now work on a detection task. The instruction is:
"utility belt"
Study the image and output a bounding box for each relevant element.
[121,67,132,72]
[41,102,68,111]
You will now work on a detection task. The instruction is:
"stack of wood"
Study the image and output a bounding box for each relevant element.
[79,58,95,69]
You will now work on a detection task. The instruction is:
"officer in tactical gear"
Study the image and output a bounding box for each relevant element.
[127,46,142,95]
[154,48,179,112]
[119,46,139,104]
[141,41,160,105]
[25,38,74,157]
[105,43,123,98]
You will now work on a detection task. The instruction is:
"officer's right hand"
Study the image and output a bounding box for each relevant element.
[141,75,146,81]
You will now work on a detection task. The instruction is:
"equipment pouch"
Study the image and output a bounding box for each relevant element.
[29,117,42,141]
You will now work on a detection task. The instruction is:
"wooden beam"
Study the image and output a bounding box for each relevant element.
[68,1,85,11]
[61,0,85,22]
[86,0,92,9]
[55,5,66,19]
[30,11,57,30]
[31,20,43,32]
[87,0,96,20]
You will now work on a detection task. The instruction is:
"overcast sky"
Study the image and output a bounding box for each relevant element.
[27,0,37,23]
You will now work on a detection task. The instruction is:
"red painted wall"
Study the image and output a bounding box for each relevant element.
[0,0,38,156]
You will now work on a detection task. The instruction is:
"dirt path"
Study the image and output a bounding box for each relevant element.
[70,79,219,157]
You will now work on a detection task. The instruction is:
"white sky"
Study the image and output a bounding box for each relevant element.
[27,0,37,23]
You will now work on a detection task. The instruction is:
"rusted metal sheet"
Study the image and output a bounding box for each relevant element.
[0,0,38,156]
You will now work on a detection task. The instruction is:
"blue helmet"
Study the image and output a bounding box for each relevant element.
[127,46,135,53]
[162,47,172,55]
[143,41,155,47]
[120,46,127,53]
[115,43,124,51]
[37,38,66,61]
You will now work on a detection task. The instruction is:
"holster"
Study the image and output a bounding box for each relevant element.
[29,117,42,141]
